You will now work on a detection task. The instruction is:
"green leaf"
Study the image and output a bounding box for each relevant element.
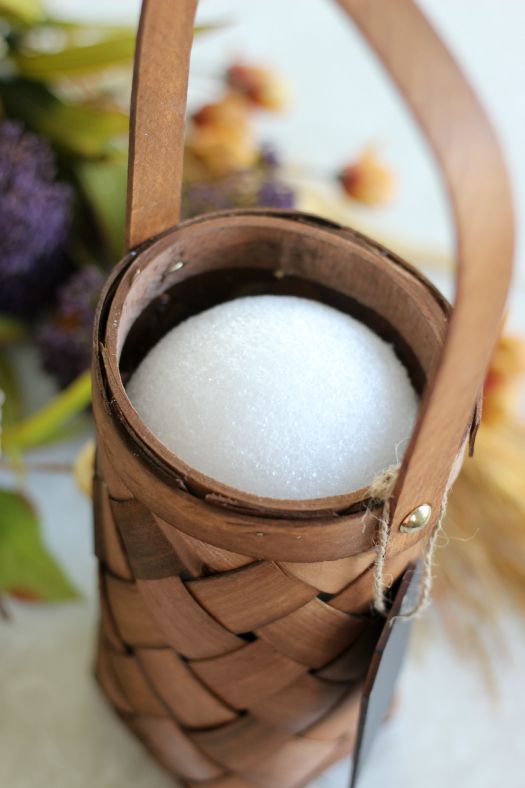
[0,488,78,602]
[0,0,44,25]
[45,19,134,34]
[76,157,127,259]
[194,21,230,36]
[10,17,222,81]
[3,370,92,453]
[43,101,128,159]
[0,78,128,159]
[13,30,136,81]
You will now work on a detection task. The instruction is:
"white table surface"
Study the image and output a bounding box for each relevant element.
[2,2,525,787]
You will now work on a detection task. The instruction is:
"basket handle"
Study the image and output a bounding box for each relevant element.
[126,0,514,542]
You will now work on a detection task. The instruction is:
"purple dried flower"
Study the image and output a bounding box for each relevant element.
[183,181,238,216]
[257,180,295,210]
[182,172,258,219]
[0,121,73,317]
[182,170,295,219]
[259,143,280,169]
[36,266,104,387]
[53,265,103,322]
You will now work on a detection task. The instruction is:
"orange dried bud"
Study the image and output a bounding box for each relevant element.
[192,93,250,129]
[8,587,42,602]
[339,148,396,207]
[226,62,288,111]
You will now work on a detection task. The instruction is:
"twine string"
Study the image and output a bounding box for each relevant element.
[368,464,399,616]
[367,464,449,619]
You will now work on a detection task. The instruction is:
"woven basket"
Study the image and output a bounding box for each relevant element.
[92,1,513,786]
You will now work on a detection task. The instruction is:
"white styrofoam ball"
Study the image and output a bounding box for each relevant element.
[127,295,418,499]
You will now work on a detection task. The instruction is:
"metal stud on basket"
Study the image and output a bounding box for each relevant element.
[92,1,513,786]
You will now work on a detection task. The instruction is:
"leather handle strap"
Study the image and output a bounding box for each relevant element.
[126,0,197,251]
[126,0,514,542]
[335,0,514,540]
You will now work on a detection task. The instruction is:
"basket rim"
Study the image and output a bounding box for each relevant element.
[94,208,449,519]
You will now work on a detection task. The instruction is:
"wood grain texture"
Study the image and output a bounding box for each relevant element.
[126,0,197,249]
[137,648,238,728]
[186,561,319,633]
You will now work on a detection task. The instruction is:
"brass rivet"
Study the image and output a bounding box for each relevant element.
[400,503,432,533]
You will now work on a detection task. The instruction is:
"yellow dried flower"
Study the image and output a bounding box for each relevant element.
[187,123,259,178]
[74,438,95,498]
[339,147,396,207]
[483,334,525,426]
[187,92,259,177]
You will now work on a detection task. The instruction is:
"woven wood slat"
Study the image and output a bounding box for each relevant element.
[186,562,318,633]
[137,575,245,659]
[127,715,226,782]
[280,552,376,594]
[96,443,133,502]
[190,716,293,773]
[110,497,186,579]
[155,518,255,575]
[137,648,238,728]
[102,572,165,648]
[98,575,128,653]
[190,640,309,710]
[257,599,367,668]
[96,639,133,714]
[107,648,167,717]
[249,674,348,734]
[93,479,132,580]
[315,626,383,683]
[302,689,362,742]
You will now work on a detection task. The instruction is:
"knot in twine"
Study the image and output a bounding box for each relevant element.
[368,463,448,619]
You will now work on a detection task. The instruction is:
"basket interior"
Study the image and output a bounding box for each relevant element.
[120,266,428,395]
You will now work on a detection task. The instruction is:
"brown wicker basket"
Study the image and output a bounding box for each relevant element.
[92,1,513,786]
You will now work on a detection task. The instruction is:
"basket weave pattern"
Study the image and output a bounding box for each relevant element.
[94,440,420,788]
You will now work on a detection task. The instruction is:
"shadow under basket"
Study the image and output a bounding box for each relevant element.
[92,210,450,787]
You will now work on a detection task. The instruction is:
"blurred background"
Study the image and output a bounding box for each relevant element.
[1,1,525,787]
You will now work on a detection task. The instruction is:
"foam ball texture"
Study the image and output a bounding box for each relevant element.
[127,295,418,499]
